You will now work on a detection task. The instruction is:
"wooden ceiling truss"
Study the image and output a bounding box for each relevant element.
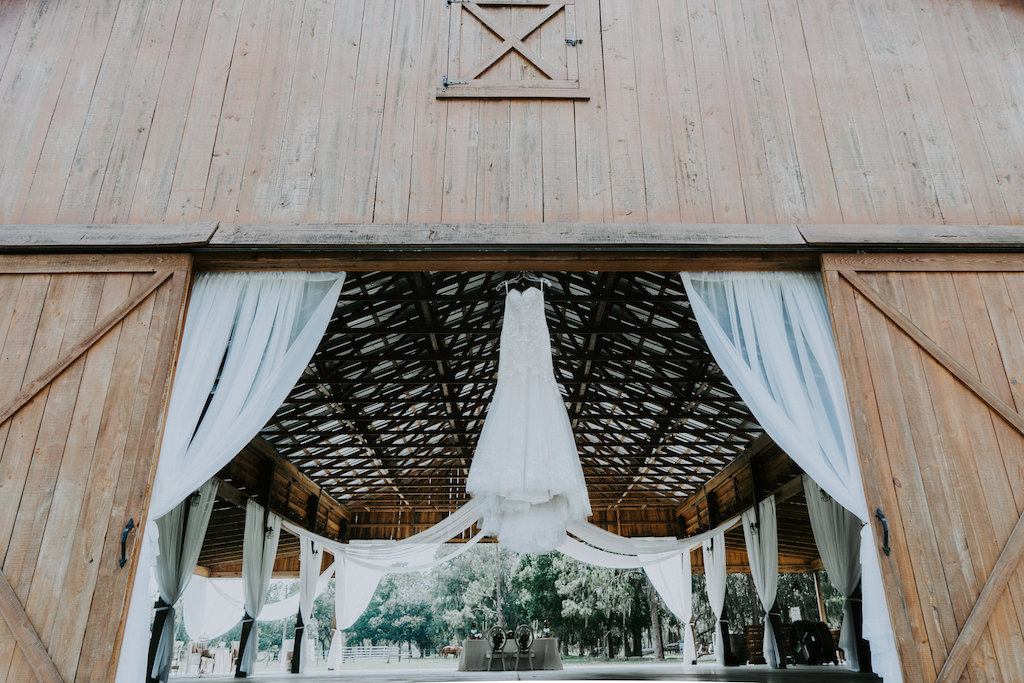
[203,270,822,572]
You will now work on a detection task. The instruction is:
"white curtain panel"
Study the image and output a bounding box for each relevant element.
[150,479,218,681]
[680,271,901,682]
[295,538,323,672]
[742,495,781,668]
[239,500,282,675]
[701,532,727,665]
[151,271,346,518]
[804,474,863,670]
[640,551,697,665]
[117,271,345,682]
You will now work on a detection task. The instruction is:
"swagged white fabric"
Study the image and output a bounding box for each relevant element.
[326,555,385,670]
[279,503,483,671]
[702,532,728,666]
[742,496,781,668]
[641,551,697,665]
[563,513,743,665]
[150,479,218,681]
[296,539,323,672]
[468,287,591,553]
[117,271,345,682]
[239,500,282,675]
[558,537,643,568]
[284,500,483,572]
[804,475,863,670]
[182,564,334,641]
[680,271,901,682]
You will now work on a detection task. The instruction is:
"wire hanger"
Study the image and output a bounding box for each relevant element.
[496,272,551,294]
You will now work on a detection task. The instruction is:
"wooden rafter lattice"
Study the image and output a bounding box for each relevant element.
[254,272,762,515]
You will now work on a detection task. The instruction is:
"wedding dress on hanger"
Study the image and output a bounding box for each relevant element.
[467,286,591,553]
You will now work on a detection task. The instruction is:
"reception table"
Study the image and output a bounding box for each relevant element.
[457,637,563,671]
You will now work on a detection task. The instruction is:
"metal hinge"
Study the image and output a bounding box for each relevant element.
[441,74,468,90]
[566,38,583,46]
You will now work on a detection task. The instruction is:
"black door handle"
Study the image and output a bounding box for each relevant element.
[875,508,891,556]
[119,518,136,568]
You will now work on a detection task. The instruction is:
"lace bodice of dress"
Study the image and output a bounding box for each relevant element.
[496,287,554,380]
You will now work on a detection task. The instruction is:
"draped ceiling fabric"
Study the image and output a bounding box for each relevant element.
[468,287,591,553]
[681,271,901,683]
[240,500,282,675]
[742,496,781,668]
[702,532,728,666]
[804,474,863,670]
[117,271,346,683]
[150,479,218,682]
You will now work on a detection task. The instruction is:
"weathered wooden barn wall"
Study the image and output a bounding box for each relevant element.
[1,0,1023,228]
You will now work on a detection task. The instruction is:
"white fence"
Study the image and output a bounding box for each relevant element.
[340,645,401,663]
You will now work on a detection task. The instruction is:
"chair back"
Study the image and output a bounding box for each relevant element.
[514,625,534,651]
[488,626,507,653]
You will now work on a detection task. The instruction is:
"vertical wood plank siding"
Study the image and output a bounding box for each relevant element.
[824,255,1024,682]
[1,0,1023,227]
[0,256,192,681]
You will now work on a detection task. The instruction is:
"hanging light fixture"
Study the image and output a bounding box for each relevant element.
[466,278,591,553]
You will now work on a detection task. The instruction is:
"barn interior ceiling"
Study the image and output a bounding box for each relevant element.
[201,271,819,574]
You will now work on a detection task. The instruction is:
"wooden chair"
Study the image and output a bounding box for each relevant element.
[513,625,535,671]
[484,627,510,671]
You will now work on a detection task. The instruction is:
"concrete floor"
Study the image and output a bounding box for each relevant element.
[176,663,881,682]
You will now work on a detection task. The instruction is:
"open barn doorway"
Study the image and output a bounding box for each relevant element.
[128,269,887,681]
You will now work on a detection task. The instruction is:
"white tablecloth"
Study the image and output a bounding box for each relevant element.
[458,637,562,671]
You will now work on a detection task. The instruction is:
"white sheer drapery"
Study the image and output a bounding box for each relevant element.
[117,271,345,682]
[151,271,346,519]
[295,539,323,672]
[182,565,334,641]
[640,551,697,665]
[281,504,482,671]
[239,500,282,675]
[680,271,901,682]
[742,496,780,668]
[566,515,742,559]
[282,501,483,572]
[150,480,218,681]
[804,475,863,670]
[560,514,742,666]
[702,532,727,666]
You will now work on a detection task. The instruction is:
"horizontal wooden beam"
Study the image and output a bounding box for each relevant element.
[0,222,217,248]
[4,223,1024,260]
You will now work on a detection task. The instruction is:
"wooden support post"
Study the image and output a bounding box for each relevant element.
[290,612,305,673]
[813,571,828,623]
[766,598,787,669]
[719,602,740,666]
[848,581,872,673]
[145,598,172,683]
[235,614,256,678]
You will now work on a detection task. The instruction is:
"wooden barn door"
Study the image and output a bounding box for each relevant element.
[823,254,1024,683]
[0,255,192,682]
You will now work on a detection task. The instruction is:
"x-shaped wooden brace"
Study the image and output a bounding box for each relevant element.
[460,1,567,81]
